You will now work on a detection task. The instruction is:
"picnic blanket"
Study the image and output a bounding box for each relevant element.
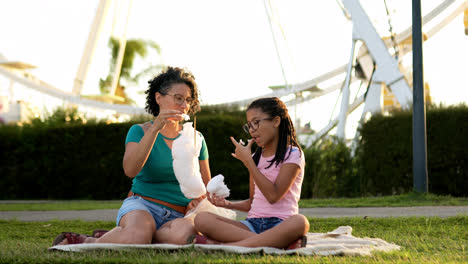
[49,226,400,256]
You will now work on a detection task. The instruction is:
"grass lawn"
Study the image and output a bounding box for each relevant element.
[1,193,468,211]
[0,216,466,263]
[299,192,468,208]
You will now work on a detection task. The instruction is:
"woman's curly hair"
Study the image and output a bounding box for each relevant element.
[145,66,201,116]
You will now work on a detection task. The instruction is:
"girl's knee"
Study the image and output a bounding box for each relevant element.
[290,214,310,233]
[158,218,196,245]
[194,212,215,231]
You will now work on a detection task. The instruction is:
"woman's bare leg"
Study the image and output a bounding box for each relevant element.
[194,212,255,242]
[93,210,156,244]
[226,214,309,248]
[56,210,156,245]
[155,218,197,245]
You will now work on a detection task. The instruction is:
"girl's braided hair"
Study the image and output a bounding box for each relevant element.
[249,97,302,169]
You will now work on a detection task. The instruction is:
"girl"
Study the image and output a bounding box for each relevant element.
[192,97,309,249]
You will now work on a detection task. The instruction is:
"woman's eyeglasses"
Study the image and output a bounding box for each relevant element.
[243,118,273,133]
[164,93,193,106]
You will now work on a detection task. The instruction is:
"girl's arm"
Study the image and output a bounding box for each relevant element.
[231,137,301,204]
[244,159,300,204]
[208,172,254,212]
[209,196,253,212]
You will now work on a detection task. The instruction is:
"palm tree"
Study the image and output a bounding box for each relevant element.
[98,37,164,104]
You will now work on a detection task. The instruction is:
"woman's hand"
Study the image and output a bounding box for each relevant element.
[207,193,230,208]
[230,137,254,165]
[152,109,184,131]
[186,194,206,212]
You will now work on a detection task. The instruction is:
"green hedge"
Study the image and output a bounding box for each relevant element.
[195,114,250,199]
[0,123,131,199]
[1,105,466,200]
[0,114,250,200]
[356,105,468,196]
[300,137,357,198]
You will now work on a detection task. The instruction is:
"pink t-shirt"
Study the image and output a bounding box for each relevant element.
[247,146,305,220]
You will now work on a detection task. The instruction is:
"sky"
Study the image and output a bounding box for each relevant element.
[0,0,467,136]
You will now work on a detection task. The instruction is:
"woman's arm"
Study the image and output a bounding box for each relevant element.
[123,110,184,178]
[199,159,211,186]
[122,124,160,178]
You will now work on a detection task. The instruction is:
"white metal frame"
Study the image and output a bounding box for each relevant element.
[1,0,466,128]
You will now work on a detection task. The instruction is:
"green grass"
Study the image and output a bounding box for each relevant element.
[1,193,467,211]
[299,193,468,208]
[0,216,467,263]
[0,200,123,211]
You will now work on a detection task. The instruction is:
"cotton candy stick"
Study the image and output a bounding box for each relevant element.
[194,115,197,147]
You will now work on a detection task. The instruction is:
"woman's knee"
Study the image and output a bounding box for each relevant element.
[118,211,156,244]
[119,225,154,244]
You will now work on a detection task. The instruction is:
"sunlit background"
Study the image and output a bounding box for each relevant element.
[0,0,467,140]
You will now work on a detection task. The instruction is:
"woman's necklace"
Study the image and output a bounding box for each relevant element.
[160,133,180,140]
[155,120,181,140]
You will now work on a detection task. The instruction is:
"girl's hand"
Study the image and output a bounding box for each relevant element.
[207,193,230,208]
[230,137,254,165]
[152,110,184,131]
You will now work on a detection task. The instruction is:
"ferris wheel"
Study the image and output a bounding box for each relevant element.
[216,0,468,147]
[1,0,467,139]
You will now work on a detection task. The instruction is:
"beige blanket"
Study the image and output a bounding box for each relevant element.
[49,226,400,256]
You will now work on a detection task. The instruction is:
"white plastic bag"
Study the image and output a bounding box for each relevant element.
[184,198,237,221]
[172,122,206,199]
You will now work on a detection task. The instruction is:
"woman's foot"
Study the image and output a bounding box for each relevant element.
[92,229,109,238]
[52,232,97,246]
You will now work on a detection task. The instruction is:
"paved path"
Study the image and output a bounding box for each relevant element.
[1,206,467,222]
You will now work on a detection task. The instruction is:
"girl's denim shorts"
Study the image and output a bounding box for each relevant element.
[116,196,184,228]
[240,217,283,234]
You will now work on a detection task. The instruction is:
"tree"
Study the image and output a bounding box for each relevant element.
[99,37,164,104]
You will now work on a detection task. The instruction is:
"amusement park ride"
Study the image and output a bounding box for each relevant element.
[1,0,467,146]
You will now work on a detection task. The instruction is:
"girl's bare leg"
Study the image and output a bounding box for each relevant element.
[226,214,309,248]
[194,212,255,242]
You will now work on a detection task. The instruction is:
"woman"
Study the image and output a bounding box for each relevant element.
[53,66,210,246]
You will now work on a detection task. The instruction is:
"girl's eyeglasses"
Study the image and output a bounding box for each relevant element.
[163,93,193,106]
[243,118,273,133]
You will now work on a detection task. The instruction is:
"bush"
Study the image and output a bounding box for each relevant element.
[0,123,132,199]
[196,113,250,199]
[356,104,468,196]
[0,111,250,200]
[2,104,466,199]
[301,137,357,198]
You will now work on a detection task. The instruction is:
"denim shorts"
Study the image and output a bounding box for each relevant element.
[116,196,184,228]
[240,217,284,234]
